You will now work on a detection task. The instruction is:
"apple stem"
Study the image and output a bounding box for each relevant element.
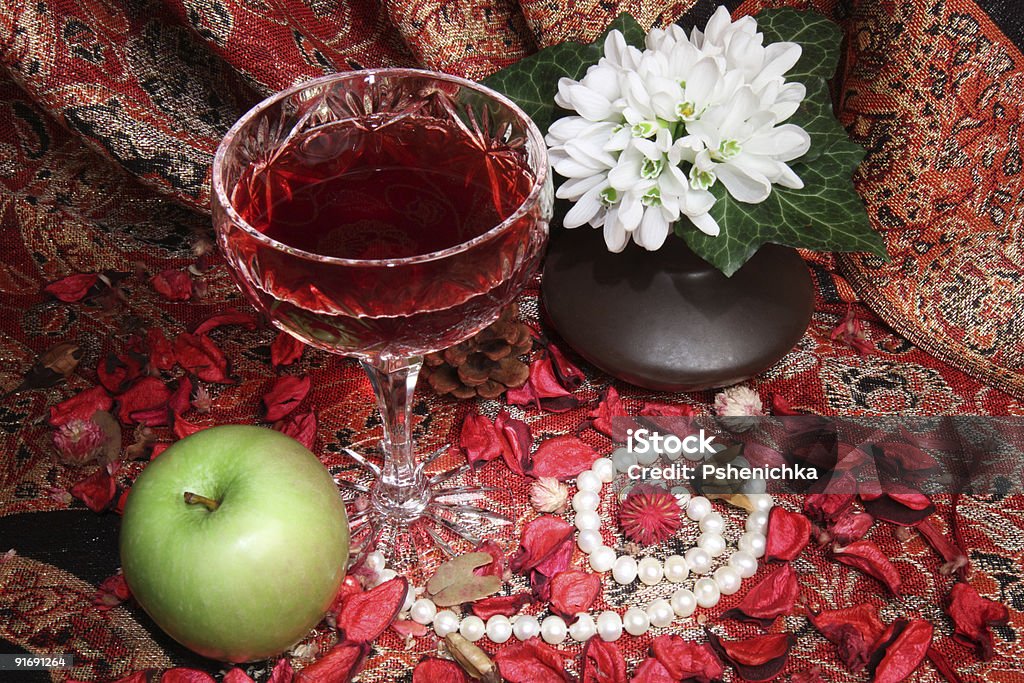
[183,491,220,512]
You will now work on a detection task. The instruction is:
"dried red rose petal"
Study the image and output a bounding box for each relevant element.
[92,572,131,610]
[391,619,429,638]
[947,582,1009,660]
[764,506,811,562]
[530,435,599,480]
[150,269,192,301]
[588,387,629,441]
[803,480,856,524]
[630,657,675,683]
[173,411,207,439]
[649,635,723,683]
[618,485,682,546]
[336,576,408,643]
[168,376,192,415]
[193,310,257,335]
[832,540,902,595]
[295,640,370,683]
[549,569,601,618]
[146,327,176,371]
[473,539,506,579]
[70,465,118,513]
[460,413,503,468]
[547,343,585,390]
[159,669,216,683]
[223,668,256,683]
[44,273,100,302]
[269,660,293,683]
[505,353,580,413]
[723,564,799,628]
[828,511,874,545]
[495,638,570,683]
[868,619,933,683]
[263,375,311,422]
[96,671,153,683]
[859,487,935,526]
[413,657,467,683]
[581,638,627,683]
[877,442,938,474]
[271,331,305,367]
[789,669,825,683]
[496,410,532,477]
[705,629,795,682]
[770,393,802,415]
[175,333,231,383]
[274,410,317,450]
[117,376,173,426]
[917,518,969,577]
[809,603,885,672]
[927,646,965,683]
[49,386,113,427]
[97,352,145,393]
[639,402,696,417]
[471,593,533,620]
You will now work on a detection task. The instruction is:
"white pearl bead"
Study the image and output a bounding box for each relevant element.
[663,555,689,583]
[589,546,616,572]
[698,532,727,558]
[577,529,603,554]
[738,531,767,558]
[699,511,725,535]
[577,470,602,492]
[541,615,567,645]
[365,551,385,573]
[591,457,615,483]
[623,607,650,636]
[686,496,712,521]
[750,494,774,513]
[611,447,637,473]
[574,510,601,531]
[742,477,767,494]
[402,584,416,612]
[671,588,697,617]
[728,550,758,578]
[410,598,436,625]
[512,615,540,641]
[612,555,638,584]
[433,610,460,637]
[573,490,600,513]
[486,615,513,643]
[569,612,597,642]
[460,615,486,642]
[636,444,659,465]
[684,547,712,575]
[693,578,721,608]
[374,568,398,586]
[596,610,623,641]
[745,510,769,534]
[713,566,743,595]
[638,557,664,585]
[647,599,674,628]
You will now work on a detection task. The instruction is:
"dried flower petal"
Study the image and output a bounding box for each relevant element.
[49,386,113,427]
[630,657,676,683]
[770,393,802,415]
[294,640,369,683]
[274,410,317,450]
[146,327,176,371]
[510,516,575,581]
[271,332,305,367]
[859,487,935,526]
[830,306,873,355]
[193,310,257,335]
[150,269,192,301]
[618,484,682,546]
[223,668,256,683]
[714,386,764,417]
[868,619,933,683]
[460,413,503,468]
[764,506,811,562]
[175,333,231,383]
[832,540,902,595]
[549,569,601,618]
[471,593,532,620]
[581,638,627,683]
[828,511,874,545]
[723,564,799,628]
[44,273,99,302]
[531,477,569,513]
[789,670,825,683]
[70,465,118,513]
[92,572,131,610]
[160,669,216,683]
[589,387,629,441]
[705,629,795,682]
[391,619,429,638]
[546,343,585,390]
[494,638,570,683]
[413,657,467,683]
[116,376,173,426]
[496,411,532,477]
[336,576,408,643]
[472,540,506,580]
[530,435,599,480]
[505,354,579,412]
[649,635,723,683]
[947,583,1009,660]
[927,646,965,683]
[263,375,311,422]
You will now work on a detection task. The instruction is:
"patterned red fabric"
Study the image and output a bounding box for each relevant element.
[1,0,1023,681]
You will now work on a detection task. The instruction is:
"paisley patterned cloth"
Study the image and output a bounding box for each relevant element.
[1,0,1023,681]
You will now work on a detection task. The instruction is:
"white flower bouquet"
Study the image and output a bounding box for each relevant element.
[484,7,887,275]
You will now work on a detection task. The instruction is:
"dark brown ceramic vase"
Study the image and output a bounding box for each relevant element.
[541,228,814,392]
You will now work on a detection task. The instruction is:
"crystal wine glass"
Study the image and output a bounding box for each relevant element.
[212,69,551,568]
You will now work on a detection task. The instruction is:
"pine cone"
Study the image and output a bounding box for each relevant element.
[423,304,533,399]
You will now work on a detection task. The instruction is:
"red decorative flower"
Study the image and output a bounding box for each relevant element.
[618,485,682,546]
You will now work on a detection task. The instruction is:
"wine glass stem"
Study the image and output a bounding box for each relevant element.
[361,355,430,522]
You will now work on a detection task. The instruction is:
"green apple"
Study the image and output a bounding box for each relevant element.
[120,425,348,662]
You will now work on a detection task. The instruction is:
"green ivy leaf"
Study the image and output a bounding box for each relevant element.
[481,14,646,132]
[757,8,843,83]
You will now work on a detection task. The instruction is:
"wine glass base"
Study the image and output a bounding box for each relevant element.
[333,440,513,574]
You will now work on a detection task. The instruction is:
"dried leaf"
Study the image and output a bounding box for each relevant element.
[16,342,82,392]
[549,569,601,618]
[428,553,502,607]
[649,635,723,683]
[832,540,902,595]
[723,564,799,628]
[530,435,599,480]
[764,506,811,562]
[336,576,408,643]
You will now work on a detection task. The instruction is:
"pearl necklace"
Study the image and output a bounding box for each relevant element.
[371,452,774,646]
